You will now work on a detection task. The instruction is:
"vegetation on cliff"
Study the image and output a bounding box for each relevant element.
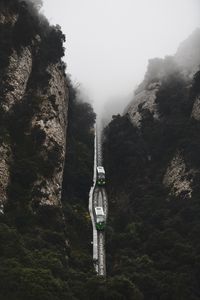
[103,68,200,300]
[0,0,94,299]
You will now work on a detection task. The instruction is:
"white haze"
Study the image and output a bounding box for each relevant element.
[42,0,200,116]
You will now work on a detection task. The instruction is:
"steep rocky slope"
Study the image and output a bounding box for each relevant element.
[104,30,200,299]
[0,0,68,211]
[0,1,75,299]
[126,29,200,198]
[0,2,112,299]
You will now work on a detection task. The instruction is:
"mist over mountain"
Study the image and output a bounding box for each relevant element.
[175,28,200,74]
[100,28,200,125]
[24,0,43,9]
[126,29,200,127]
[101,93,133,127]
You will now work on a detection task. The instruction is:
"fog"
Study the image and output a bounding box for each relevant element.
[42,0,200,116]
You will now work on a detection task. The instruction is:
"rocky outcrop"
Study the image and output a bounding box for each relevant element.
[0,144,11,209]
[163,152,195,199]
[125,30,200,198]
[127,29,200,128]
[127,81,160,127]
[31,63,68,207]
[1,47,33,112]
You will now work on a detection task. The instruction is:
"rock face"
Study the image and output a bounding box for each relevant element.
[2,47,33,112]
[127,81,160,127]
[127,56,181,126]
[30,63,68,207]
[0,144,10,208]
[191,95,200,120]
[0,1,68,211]
[163,152,194,198]
[126,29,200,198]
[127,29,200,126]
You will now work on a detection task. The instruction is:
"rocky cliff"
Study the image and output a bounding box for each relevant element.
[0,0,68,212]
[126,29,200,198]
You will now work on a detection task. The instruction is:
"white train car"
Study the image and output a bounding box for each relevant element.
[95,207,105,230]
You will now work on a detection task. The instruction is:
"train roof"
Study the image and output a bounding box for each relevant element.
[97,166,105,173]
[95,206,104,215]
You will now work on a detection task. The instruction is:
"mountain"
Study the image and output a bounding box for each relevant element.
[1,1,200,299]
[104,29,200,299]
[0,2,136,299]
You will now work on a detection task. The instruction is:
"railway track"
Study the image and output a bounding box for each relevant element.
[89,123,108,276]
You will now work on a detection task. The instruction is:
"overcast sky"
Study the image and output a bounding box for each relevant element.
[42,0,200,114]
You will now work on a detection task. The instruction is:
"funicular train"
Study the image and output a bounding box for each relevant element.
[95,206,105,230]
[96,166,106,186]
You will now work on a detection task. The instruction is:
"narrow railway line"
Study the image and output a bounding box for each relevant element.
[89,123,108,276]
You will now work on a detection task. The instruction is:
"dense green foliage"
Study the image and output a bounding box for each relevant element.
[63,80,96,203]
[61,79,96,280]
[103,70,200,299]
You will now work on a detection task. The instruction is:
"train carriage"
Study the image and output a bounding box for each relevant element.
[95,206,105,230]
[96,166,106,186]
